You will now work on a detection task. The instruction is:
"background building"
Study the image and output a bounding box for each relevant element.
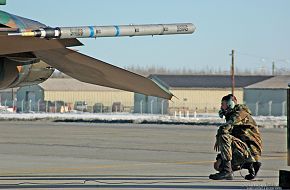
[0,88,17,107]
[134,94,169,114]
[135,75,273,114]
[244,75,290,116]
[5,74,288,116]
[16,78,134,112]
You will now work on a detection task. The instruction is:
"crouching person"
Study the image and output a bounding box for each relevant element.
[209,94,262,180]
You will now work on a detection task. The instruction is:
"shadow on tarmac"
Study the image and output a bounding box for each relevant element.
[0,175,273,189]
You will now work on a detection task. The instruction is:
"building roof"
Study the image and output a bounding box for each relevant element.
[149,75,274,88]
[0,88,18,93]
[39,78,123,91]
[245,75,290,89]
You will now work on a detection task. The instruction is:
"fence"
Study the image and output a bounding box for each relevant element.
[0,100,134,113]
[0,99,287,116]
[247,101,287,116]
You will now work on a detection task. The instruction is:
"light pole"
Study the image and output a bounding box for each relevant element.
[230,50,235,95]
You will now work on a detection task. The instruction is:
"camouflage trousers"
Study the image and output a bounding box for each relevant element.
[217,133,256,167]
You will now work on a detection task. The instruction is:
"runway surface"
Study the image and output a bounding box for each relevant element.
[0,121,286,189]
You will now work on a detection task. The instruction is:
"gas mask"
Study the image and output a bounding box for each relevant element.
[218,94,236,118]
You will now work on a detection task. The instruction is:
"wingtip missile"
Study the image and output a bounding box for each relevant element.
[8,23,195,39]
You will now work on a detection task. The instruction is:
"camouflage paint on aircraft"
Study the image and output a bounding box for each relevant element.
[0,0,6,5]
[0,10,19,28]
[0,10,45,29]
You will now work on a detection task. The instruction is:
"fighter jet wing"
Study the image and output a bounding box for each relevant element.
[34,48,173,99]
[0,35,83,55]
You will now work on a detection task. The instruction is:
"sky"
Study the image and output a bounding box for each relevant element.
[2,0,290,73]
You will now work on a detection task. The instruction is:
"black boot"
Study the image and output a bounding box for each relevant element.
[209,171,234,180]
[244,162,261,180]
[209,161,234,180]
[232,164,241,171]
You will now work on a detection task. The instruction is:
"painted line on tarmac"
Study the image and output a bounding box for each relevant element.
[0,160,215,176]
[0,155,286,176]
[261,155,287,160]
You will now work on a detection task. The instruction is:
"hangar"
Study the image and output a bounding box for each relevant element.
[134,75,273,114]
[3,75,288,116]
[16,78,134,112]
[244,75,290,116]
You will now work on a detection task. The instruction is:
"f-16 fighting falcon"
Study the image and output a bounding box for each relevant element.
[0,0,195,100]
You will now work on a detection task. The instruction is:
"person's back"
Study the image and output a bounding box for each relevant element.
[227,104,262,162]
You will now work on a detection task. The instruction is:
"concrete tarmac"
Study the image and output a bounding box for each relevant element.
[0,121,287,189]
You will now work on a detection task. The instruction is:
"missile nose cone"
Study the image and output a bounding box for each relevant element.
[179,23,196,34]
[190,23,196,33]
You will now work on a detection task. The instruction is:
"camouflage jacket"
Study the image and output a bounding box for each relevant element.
[217,104,262,160]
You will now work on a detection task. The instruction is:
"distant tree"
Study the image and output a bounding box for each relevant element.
[50,64,290,79]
